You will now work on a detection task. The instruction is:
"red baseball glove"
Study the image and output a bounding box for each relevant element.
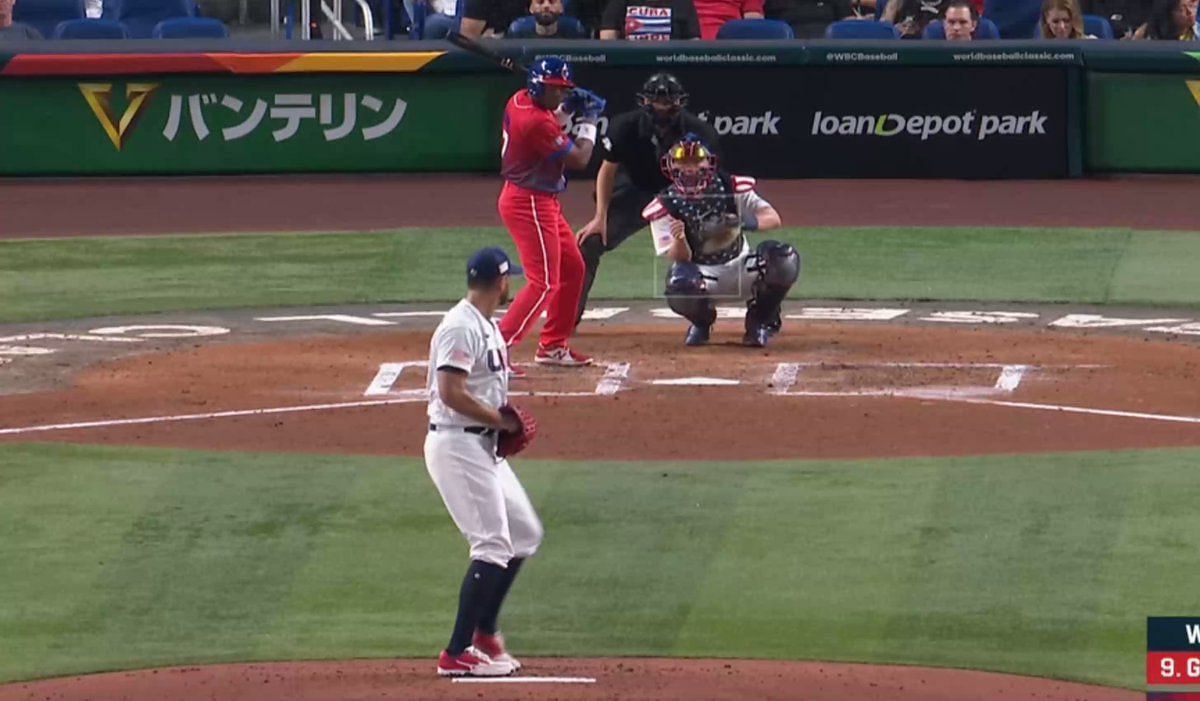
[496,404,538,458]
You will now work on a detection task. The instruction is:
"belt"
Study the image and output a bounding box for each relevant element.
[429,423,496,437]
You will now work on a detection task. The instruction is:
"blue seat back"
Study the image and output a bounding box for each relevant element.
[983,0,1040,37]
[13,0,85,39]
[716,18,795,38]
[113,0,193,37]
[922,16,999,38]
[152,15,227,36]
[1083,13,1114,37]
[825,18,900,38]
[53,16,128,36]
[506,14,589,37]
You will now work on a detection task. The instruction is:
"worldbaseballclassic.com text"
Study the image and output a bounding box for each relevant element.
[810,110,1049,140]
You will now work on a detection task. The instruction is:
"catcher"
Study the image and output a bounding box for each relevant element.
[641,134,798,347]
[424,246,541,678]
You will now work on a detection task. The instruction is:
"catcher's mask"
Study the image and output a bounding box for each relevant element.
[661,134,716,197]
[638,72,687,127]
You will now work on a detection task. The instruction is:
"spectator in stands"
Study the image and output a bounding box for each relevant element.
[600,0,701,39]
[461,0,529,35]
[1040,0,1093,36]
[693,0,764,38]
[883,0,947,37]
[1081,0,1150,36]
[1133,0,1196,37]
[765,0,853,37]
[570,0,606,33]
[505,0,563,35]
[942,0,977,37]
[0,0,42,37]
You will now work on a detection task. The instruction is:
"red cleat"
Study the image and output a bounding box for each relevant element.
[473,630,522,671]
[436,646,515,677]
[534,345,593,367]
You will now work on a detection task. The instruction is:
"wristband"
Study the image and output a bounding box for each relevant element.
[576,123,598,142]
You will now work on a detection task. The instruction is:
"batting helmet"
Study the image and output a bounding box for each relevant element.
[527,57,576,98]
[661,133,717,196]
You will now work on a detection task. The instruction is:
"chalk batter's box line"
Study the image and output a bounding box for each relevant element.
[768,361,1036,398]
[364,360,634,398]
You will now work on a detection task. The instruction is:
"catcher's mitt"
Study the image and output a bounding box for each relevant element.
[496,404,538,458]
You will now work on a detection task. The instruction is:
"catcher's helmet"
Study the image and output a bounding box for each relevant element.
[527,57,575,98]
[661,133,716,196]
[637,72,688,105]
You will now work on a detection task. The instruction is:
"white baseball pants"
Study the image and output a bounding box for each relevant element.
[424,430,544,568]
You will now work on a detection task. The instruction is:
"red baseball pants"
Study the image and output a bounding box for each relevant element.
[497,182,584,350]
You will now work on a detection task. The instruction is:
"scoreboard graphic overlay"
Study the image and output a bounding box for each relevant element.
[1148,617,1200,700]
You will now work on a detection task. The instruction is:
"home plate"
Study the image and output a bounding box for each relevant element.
[452,677,597,684]
[650,377,741,386]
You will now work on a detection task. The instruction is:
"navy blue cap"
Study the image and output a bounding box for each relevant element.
[467,247,523,283]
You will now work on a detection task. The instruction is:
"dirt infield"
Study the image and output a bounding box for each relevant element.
[2,321,1199,459]
[0,658,1141,701]
[4,173,1200,237]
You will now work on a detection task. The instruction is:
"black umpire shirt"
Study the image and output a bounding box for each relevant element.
[602,109,722,193]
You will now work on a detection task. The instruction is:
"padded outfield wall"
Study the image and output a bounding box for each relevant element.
[0,39,1195,177]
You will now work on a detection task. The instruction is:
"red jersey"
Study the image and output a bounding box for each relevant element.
[693,0,763,38]
[500,89,573,194]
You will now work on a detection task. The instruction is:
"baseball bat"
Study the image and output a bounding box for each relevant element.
[445,31,527,75]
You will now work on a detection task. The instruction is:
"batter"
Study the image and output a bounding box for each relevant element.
[425,247,543,677]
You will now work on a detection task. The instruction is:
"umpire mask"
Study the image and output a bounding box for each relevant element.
[638,72,687,129]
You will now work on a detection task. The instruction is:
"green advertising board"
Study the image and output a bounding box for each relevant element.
[0,73,518,175]
[1088,72,1200,172]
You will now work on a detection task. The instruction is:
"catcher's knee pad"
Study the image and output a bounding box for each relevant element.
[755,240,801,290]
[664,261,706,296]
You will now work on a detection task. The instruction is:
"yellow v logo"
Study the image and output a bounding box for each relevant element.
[1187,80,1200,109]
[78,83,159,151]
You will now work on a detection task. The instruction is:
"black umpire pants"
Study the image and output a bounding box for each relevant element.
[576,175,657,324]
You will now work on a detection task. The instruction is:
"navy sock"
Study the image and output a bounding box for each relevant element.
[447,560,505,655]
[476,558,525,635]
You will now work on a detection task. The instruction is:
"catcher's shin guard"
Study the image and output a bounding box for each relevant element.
[747,241,800,333]
[665,262,717,329]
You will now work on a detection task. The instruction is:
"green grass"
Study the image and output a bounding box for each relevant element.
[3,443,1198,688]
[4,226,1200,323]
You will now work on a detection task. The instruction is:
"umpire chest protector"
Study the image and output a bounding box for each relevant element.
[606,109,720,192]
[660,172,744,265]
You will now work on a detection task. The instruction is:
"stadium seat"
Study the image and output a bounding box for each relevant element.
[152,16,227,36]
[1083,13,1114,38]
[922,16,1000,38]
[52,16,128,36]
[825,18,900,38]
[12,0,85,39]
[506,14,589,37]
[113,0,192,37]
[716,18,795,38]
[984,0,1040,37]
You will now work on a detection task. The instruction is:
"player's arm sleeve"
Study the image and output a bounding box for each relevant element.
[643,198,682,256]
[529,118,575,161]
[733,176,770,213]
[433,325,478,374]
[602,116,630,163]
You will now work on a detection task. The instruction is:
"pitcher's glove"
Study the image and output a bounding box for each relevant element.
[496,404,538,458]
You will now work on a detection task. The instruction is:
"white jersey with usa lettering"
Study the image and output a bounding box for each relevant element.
[427,299,509,426]
[424,298,544,569]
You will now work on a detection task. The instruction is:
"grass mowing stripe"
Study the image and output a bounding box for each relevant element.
[3,443,1200,688]
[3,226,1199,323]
